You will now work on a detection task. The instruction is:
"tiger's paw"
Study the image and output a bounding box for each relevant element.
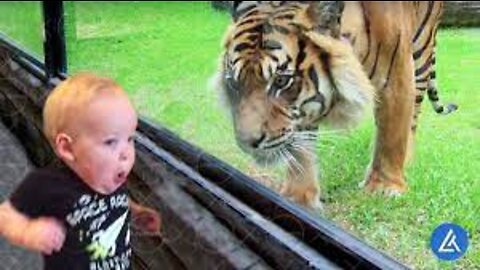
[360,170,408,197]
[247,166,281,192]
[280,182,323,211]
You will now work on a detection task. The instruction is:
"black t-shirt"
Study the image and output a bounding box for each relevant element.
[10,164,131,270]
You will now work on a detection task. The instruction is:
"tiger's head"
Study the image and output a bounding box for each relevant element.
[214,2,374,166]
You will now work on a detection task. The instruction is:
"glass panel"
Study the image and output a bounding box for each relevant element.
[65,1,256,170]
[64,2,479,268]
[0,1,44,59]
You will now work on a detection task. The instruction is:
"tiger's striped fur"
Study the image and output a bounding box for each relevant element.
[411,2,458,132]
[214,1,456,209]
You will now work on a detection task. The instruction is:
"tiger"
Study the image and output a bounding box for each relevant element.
[212,1,457,209]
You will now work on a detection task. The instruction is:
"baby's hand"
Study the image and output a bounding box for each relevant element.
[24,217,65,255]
[132,206,161,235]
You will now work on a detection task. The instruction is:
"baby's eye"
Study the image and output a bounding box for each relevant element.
[104,138,118,147]
[127,136,135,143]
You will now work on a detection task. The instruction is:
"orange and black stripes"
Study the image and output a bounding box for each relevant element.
[412,1,456,132]
[360,2,371,64]
[225,1,455,136]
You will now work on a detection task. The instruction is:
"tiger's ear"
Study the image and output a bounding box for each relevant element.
[306,1,344,38]
[231,1,257,22]
[305,31,374,129]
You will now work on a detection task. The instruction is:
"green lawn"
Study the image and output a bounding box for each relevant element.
[322,28,480,269]
[0,1,43,58]
[1,2,478,268]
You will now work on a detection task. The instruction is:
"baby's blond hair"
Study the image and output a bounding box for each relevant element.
[43,72,126,146]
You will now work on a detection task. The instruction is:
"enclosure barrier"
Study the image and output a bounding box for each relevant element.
[0,14,409,270]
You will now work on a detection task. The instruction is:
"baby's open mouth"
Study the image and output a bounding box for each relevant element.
[116,171,127,184]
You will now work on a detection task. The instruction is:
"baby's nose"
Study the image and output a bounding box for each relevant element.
[119,147,130,161]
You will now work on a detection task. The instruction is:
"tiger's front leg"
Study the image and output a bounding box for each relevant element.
[361,36,415,196]
[279,147,322,210]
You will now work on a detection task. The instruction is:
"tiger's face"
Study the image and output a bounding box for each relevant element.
[216,3,373,166]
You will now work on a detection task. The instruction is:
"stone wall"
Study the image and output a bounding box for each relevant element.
[210,1,480,27]
[441,1,480,27]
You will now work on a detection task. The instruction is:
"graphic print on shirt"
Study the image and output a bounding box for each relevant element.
[65,193,131,268]
[87,210,129,260]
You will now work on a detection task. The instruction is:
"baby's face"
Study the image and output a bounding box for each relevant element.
[69,93,138,194]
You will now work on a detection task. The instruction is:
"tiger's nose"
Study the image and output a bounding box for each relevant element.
[249,133,266,149]
[239,132,266,149]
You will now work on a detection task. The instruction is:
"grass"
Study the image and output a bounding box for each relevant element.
[1,2,478,269]
[323,28,480,269]
[0,2,43,58]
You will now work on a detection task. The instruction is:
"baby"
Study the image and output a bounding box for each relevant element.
[0,72,161,269]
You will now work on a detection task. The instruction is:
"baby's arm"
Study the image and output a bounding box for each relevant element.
[0,200,65,255]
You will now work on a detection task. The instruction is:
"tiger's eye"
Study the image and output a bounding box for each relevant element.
[274,75,291,89]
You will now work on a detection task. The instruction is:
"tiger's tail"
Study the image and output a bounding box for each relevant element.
[425,47,458,115]
[414,43,458,118]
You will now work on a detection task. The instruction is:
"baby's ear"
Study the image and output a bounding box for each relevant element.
[55,133,75,162]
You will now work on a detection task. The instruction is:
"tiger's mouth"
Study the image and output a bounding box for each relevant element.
[236,133,294,166]
[247,144,291,167]
[236,129,317,166]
